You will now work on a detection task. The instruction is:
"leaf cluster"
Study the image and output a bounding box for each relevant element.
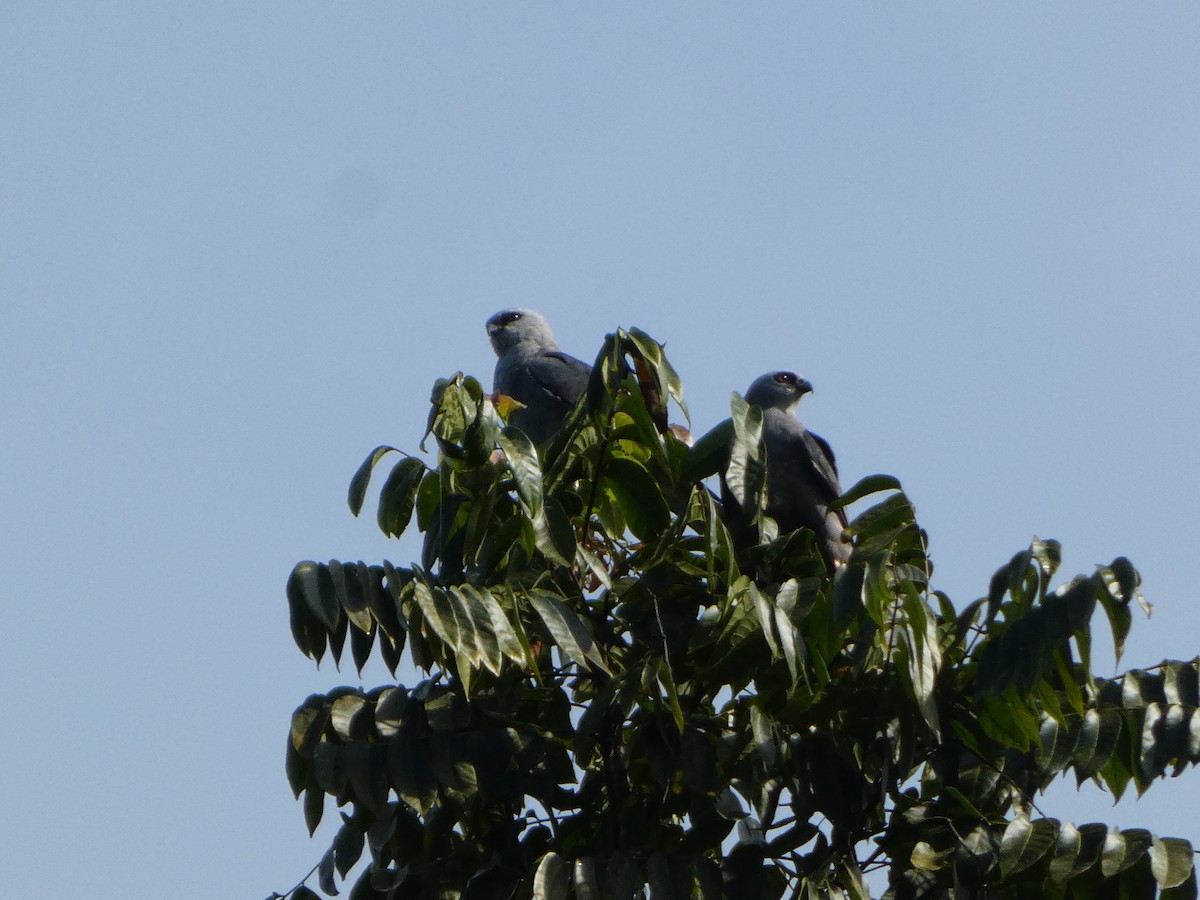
[279,329,1197,900]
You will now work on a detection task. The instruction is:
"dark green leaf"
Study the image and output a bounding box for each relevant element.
[845,491,915,541]
[285,737,308,799]
[376,457,426,538]
[827,473,902,510]
[290,561,340,634]
[348,445,397,516]
[303,785,324,836]
[333,819,365,879]
[317,846,338,896]
[387,718,437,815]
[345,743,389,815]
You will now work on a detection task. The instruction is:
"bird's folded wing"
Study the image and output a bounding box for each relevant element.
[525,351,590,403]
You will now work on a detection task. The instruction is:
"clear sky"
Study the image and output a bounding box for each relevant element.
[3,4,1199,897]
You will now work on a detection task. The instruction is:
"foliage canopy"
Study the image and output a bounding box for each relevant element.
[277,328,1198,900]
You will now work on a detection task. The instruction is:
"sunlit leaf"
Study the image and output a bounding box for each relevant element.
[526,590,610,673]
[498,426,544,519]
[533,851,570,900]
[1000,816,1058,876]
[1151,836,1195,889]
[411,579,458,650]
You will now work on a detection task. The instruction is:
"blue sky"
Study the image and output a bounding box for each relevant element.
[3,4,1199,897]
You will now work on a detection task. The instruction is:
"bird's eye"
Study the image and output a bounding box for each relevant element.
[503,312,523,325]
[774,372,796,385]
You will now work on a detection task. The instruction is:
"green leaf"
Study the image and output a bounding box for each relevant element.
[573,858,600,900]
[330,693,366,740]
[526,590,610,673]
[680,419,734,484]
[411,579,458,651]
[627,326,688,423]
[1161,868,1199,900]
[498,427,544,520]
[1000,816,1058,877]
[317,846,337,896]
[1047,821,1082,883]
[1151,837,1195,889]
[291,561,340,632]
[1073,708,1122,776]
[604,853,642,900]
[333,819,365,878]
[414,469,441,532]
[1100,827,1128,877]
[827,473,902,511]
[600,456,670,541]
[303,785,324,836]
[845,491,915,543]
[290,701,330,755]
[577,543,613,591]
[656,658,685,734]
[749,583,779,659]
[1094,572,1135,667]
[724,395,765,517]
[468,585,525,669]
[387,716,437,815]
[533,851,570,900]
[442,586,482,680]
[286,563,318,657]
[345,743,389,815]
[647,854,685,900]
[376,457,426,538]
[1037,713,1077,776]
[911,840,951,872]
[541,495,577,565]
[348,445,397,516]
[774,580,803,686]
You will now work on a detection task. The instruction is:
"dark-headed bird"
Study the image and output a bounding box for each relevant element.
[740,371,850,571]
[486,309,591,446]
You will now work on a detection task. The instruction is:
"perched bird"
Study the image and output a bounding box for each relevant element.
[486,309,591,446]
[738,371,850,571]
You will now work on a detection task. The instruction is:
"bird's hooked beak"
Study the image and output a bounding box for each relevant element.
[795,377,814,397]
[486,321,503,337]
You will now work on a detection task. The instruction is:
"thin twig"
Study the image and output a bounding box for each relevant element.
[268,857,322,900]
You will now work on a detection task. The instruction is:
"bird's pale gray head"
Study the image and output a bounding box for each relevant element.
[745,371,814,412]
[486,308,559,356]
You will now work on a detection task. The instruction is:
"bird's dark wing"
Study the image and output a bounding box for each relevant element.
[800,429,848,529]
[525,351,591,405]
